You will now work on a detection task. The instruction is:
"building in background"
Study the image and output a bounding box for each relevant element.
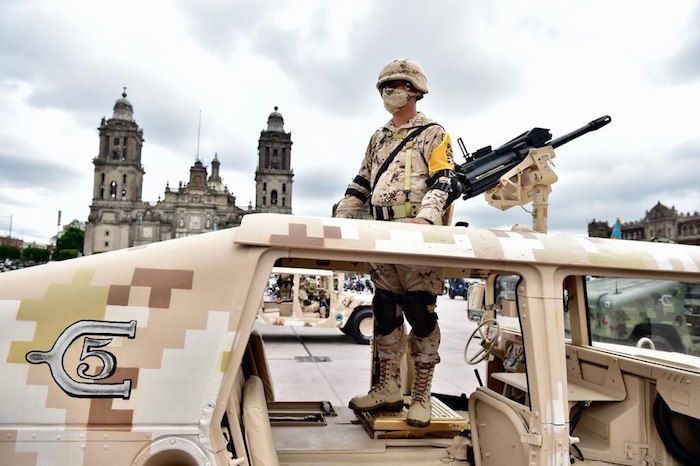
[84,92,294,255]
[254,106,294,214]
[588,202,700,245]
[0,236,23,249]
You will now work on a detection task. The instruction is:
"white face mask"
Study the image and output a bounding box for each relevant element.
[381,88,410,114]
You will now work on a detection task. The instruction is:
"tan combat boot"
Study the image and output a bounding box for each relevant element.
[406,325,440,427]
[348,358,403,411]
[406,362,436,427]
[348,327,404,412]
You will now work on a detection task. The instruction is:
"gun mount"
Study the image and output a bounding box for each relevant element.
[455,116,611,232]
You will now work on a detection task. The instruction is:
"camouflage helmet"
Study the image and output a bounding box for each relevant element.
[376,59,429,96]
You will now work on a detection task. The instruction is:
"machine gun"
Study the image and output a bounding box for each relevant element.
[455,115,611,232]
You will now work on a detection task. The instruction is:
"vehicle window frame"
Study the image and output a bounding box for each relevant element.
[556,268,700,371]
[585,275,700,357]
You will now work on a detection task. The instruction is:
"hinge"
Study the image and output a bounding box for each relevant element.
[624,441,649,460]
[520,431,542,447]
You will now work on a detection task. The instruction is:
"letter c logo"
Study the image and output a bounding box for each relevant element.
[26,320,137,399]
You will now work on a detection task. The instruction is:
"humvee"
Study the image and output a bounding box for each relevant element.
[257,267,374,344]
[1,213,699,466]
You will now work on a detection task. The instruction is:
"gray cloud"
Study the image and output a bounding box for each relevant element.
[563,141,699,202]
[293,166,349,201]
[0,153,81,189]
[665,5,700,83]
[0,2,202,153]
[0,190,31,209]
[180,0,519,118]
[0,4,115,116]
[177,0,285,56]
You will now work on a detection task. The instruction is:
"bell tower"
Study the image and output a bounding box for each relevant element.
[91,88,145,203]
[255,107,293,214]
[84,88,145,254]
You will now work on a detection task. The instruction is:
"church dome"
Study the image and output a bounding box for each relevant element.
[113,88,135,122]
[266,106,285,132]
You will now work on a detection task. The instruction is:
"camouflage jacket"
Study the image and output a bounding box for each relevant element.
[335,112,456,225]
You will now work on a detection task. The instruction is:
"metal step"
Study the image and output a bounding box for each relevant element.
[356,396,468,439]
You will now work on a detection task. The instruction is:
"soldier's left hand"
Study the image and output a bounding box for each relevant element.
[408,217,430,225]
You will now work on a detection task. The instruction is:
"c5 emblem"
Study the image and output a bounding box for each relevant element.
[26,320,137,399]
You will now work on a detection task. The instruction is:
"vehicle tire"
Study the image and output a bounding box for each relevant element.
[648,334,674,352]
[653,394,700,465]
[449,290,455,299]
[348,308,373,345]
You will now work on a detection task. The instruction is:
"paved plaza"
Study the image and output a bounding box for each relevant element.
[255,295,485,406]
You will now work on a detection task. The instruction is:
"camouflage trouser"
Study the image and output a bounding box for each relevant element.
[377,325,406,361]
[370,263,442,366]
[369,263,444,296]
[409,326,441,365]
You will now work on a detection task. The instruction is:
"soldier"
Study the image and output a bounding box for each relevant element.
[335,59,461,427]
[277,273,293,302]
[317,288,330,318]
[298,277,320,314]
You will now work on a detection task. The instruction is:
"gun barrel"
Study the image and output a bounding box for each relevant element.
[548,115,611,149]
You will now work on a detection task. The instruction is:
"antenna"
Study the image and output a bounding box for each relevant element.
[196,110,202,161]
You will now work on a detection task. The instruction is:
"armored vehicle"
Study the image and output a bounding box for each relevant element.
[258,267,374,344]
[1,213,699,466]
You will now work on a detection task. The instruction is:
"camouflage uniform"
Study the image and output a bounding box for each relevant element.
[298,280,320,314]
[336,109,454,347]
[337,101,458,426]
[335,112,455,228]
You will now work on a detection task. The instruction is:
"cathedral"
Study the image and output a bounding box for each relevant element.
[588,202,700,245]
[83,91,294,255]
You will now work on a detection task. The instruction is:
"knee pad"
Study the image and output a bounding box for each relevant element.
[403,291,438,338]
[373,289,404,336]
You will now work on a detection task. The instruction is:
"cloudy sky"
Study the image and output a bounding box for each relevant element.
[1,0,699,244]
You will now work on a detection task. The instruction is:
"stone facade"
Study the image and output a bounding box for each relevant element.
[254,107,293,214]
[84,92,293,255]
[588,201,700,245]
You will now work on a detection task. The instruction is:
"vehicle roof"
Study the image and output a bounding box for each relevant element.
[235,214,700,275]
